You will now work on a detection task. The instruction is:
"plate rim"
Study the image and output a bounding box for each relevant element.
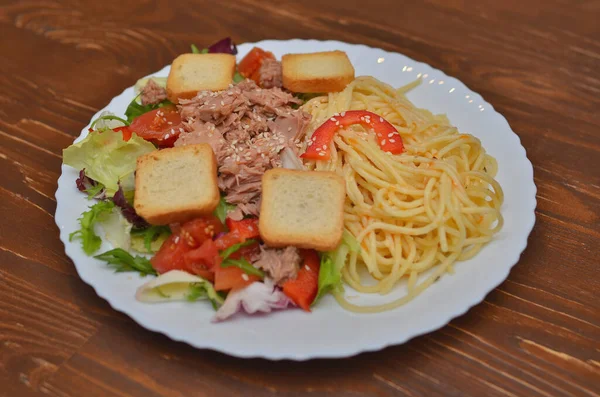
[54,39,537,360]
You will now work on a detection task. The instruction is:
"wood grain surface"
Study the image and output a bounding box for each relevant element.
[1,0,599,396]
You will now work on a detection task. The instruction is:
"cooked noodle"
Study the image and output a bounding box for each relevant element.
[301,76,504,313]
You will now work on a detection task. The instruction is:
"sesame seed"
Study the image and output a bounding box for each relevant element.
[318,152,325,156]
[381,139,386,145]
[330,117,337,122]
[261,153,265,158]
[170,129,175,134]
[388,133,394,137]
[242,274,249,281]
[389,139,395,143]
[167,121,173,125]
[316,148,321,151]
[380,117,384,122]
[305,265,311,271]
[164,134,170,139]
[174,236,180,243]
[341,111,346,117]
[322,145,327,150]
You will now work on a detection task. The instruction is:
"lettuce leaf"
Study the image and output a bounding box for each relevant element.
[100,208,133,251]
[124,96,173,124]
[130,225,171,253]
[313,231,360,305]
[69,201,115,255]
[63,130,156,196]
[213,196,236,224]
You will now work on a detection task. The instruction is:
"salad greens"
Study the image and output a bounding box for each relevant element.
[313,231,361,305]
[221,258,265,278]
[187,282,224,310]
[135,270,223,309]
[90,115,129,129]
[219,239,256,260]
[131,225,171,253]
[101,208,133,250]
[190,44,209,54]
[84,181,105,199]
[69,201,115,255]
[233,72,245,83]
[124,96,173,124]
[214,196,236,223]
[94,248,157,276]
[63,130,156,196]
[219,239,265,278]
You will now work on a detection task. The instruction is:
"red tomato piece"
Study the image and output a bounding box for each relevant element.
[237,47,275,84]
[184,239,220,270]
[301,110,404,160]
[225,218,260,241]
[180,216,225,248]
[282,250,320,311]
[214,266,260,291]
[150,234,191,274]
[129,104,183,147]
[214,230,243,251]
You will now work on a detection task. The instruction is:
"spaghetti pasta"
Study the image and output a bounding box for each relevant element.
[302,76,504,313]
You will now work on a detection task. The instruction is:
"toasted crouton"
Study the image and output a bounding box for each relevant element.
[134,144,220,225]
[281,51,355,93]
[166,53,236,103]
[259,169,346,251]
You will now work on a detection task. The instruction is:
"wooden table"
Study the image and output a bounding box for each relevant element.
[1,0,599,396]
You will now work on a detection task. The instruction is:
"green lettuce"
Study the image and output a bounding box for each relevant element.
[94,248,157,276]
[130,225,171,253]
[63,130,156,196]
[313,231,361,305]
[213,196,236,224]
[69,201,115,255]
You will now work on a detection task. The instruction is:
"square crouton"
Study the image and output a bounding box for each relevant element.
[259,168,346,251]
[282,50,355,93]
[134,144,220,225]
[166,53,236,103]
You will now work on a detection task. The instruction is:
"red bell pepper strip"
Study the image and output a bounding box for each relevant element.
[225,217,260,240]
[282,250,320,311]
[301,110,404,160]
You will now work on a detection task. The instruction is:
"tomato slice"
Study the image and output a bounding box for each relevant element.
[237,47,275,84]
[129,104,183,147]
[150,234,191,274]
[214,266,260,291]
[282,250,320,311]
[225,218,260,241]
[184,239,220,270]
[180,216,224,248]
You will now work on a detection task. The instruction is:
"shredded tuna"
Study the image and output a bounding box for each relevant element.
[253,246,301,286]
[175,80,310,215]
[258,59,283,89]
[140,79,167,105]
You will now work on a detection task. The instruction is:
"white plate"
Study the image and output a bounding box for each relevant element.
[55,39,536,360]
